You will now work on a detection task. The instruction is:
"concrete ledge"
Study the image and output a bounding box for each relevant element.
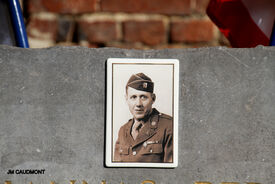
[0,45,274,184]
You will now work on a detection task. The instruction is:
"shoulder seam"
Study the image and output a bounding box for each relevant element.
[159,114,172,120]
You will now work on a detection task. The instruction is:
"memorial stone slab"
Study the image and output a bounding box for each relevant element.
[0,45,274,184]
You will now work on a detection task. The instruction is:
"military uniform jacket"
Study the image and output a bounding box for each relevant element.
[114,108,173,163]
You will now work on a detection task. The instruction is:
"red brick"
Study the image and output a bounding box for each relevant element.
[170,19,215,42]
[123,20,166,46]
[27,17,58,40]
[101,0,191,15]
[194,0,210,13]
[27,0,44,12]
[78,21,118,43]
[28,0,97,14]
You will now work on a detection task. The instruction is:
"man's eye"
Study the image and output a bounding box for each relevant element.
[141,96,148,100]
[130,96,137,99]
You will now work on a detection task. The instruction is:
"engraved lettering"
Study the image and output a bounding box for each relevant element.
[7,170,14,174]
[14,169,45,174]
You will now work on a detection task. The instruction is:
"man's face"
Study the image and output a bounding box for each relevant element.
[126,87,155,121]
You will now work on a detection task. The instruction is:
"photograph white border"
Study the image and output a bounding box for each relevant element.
[106,58,179,168]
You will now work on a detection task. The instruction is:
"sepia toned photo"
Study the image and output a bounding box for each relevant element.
[106,58,179,167]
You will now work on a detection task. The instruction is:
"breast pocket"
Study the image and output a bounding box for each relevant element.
[142,143,163,155]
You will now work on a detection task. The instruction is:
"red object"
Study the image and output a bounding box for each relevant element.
[207,0,269,47]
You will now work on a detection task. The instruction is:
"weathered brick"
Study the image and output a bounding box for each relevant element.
[123,20,166,46]
[27,16,58,40]
[194,0,210,13]
[78,21,118,43]
[170,19,215,42]
[101,0,191,15]
[28,0,97,14]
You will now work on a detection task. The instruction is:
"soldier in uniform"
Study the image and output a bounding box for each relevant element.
[114,73,173,163]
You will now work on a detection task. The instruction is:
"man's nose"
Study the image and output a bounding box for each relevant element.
[136,97,142,106]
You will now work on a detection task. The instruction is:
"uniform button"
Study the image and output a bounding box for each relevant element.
[119,149,123,153]
[133,151,137,155]
[151,121,156,126]
[150,149,153,153]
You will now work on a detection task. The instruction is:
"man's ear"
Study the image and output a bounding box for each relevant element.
[125,94,128,101]
[152,93,156,102]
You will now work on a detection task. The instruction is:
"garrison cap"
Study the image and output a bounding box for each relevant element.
[126,73,154,93]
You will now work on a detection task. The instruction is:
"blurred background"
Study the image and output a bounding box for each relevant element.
[20,0,231,49]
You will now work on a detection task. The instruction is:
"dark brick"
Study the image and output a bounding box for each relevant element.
[56,17,75,42]
[78,20,118,43]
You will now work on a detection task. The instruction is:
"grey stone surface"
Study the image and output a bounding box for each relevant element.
[0,45,274,184]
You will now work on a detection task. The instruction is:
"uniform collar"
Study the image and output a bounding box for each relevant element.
[149,108,159,129]
[132,108,160,147]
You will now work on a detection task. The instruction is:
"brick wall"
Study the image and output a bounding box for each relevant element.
[24,0,230,49]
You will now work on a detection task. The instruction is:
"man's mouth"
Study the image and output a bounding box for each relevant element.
[135,109,144,113]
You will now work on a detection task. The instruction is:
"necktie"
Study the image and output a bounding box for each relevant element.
[131,121,143,140]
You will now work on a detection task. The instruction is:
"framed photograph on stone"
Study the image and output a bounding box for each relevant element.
[106,58,179,167]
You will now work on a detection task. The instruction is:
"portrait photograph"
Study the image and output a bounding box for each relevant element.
[106,58,179,168]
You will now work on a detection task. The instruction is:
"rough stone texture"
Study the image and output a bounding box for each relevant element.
[0,46,274,184]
